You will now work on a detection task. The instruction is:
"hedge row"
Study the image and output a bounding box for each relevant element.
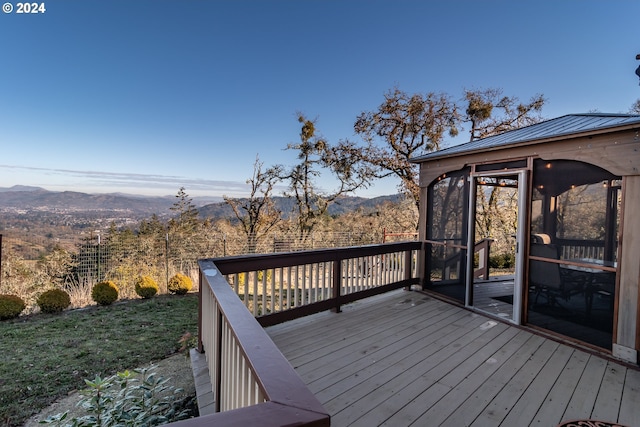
[0,273,194,320]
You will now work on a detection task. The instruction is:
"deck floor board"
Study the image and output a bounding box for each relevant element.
[437,330,537,427]
[299,306,464,387]
[529,348,590,426]
[266,290,639,427]
[591,361,627,421]
[498,342,575,426]
[618,368,640,426]
[561,355,608,421]
[306,308,472,396]
[285,299,443,370]
[327,319,509,426]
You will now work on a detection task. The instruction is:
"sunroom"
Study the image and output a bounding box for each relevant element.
[413,113,640,363]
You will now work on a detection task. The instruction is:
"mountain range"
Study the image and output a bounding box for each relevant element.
[0,186,402,220]
[0,186,178,215]
[198,194,403,219]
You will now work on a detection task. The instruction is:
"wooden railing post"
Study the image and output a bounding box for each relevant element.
[197,270,204,353]
[332,260,342,313]
[473,238,493,280]
[215,310,223,413]
[404,249,413,290]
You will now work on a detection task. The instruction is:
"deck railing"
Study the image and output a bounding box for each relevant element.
[174,259,330,427]
[556,238,606,260]
[431,238,493,281]
[210,241,422,326]
[181,242,421,426]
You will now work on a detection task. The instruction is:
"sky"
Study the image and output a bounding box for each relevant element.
[1,0,639,200]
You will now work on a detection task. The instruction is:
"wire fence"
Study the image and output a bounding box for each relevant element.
[0,229,418,309]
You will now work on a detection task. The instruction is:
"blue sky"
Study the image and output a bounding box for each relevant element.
[1,0,638,199]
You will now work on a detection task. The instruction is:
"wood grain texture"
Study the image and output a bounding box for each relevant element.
[268,290,640,427]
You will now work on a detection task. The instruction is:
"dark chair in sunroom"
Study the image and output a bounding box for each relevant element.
[529,241,587,310]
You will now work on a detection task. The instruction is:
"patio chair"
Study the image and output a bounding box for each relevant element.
[529,243,586,309]
[531,233,552,244]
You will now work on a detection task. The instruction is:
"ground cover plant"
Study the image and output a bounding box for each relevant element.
[0,294,198,427]
[41,365,193,427]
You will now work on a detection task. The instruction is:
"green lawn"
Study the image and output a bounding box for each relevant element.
[0,294,198,427]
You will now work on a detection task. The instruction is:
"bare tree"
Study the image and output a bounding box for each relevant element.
[474,179,518,256]
[464,88,546,141]
[224,156,283,253]
[463,89,546,247]
[337,87,459,210]
[630,99,640,114]
[282,113,371,241]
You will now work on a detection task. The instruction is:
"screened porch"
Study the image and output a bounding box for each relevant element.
[414,114,640,363]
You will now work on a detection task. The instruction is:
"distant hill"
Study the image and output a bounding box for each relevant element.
[198,194,404,220]
[0,185,46,192]
[0,187,175,215]
[0,186,403,221]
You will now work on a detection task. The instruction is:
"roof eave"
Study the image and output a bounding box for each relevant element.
[411,121,640,164]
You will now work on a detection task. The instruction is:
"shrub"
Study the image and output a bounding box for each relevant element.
[91,281,119,306]
[489,253,515,269]
[257,269,272,282]
[236,272,246,287]
[41,366,193,426]
[168,273,193,295]
[178,331,198,356]
[37,289,71,314]
[503,253,515,268]
[0,294,26,320]
[135,275,159,299]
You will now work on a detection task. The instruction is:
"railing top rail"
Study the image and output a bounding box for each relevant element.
[528,255,617,273]
[171,401,328,427]
[197,259,328,419]
[554,238,606,247]
[209,241,422,274]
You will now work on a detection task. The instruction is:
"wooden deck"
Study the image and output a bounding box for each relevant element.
[266,289,639,427]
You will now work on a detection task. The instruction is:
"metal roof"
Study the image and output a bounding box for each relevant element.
[412,113,640,162]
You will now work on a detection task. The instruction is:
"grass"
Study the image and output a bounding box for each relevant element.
[0,294,198,427]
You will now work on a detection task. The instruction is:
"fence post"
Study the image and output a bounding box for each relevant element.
[223,233,227,257]
[165,233,170,293]
[97,232,101,282]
